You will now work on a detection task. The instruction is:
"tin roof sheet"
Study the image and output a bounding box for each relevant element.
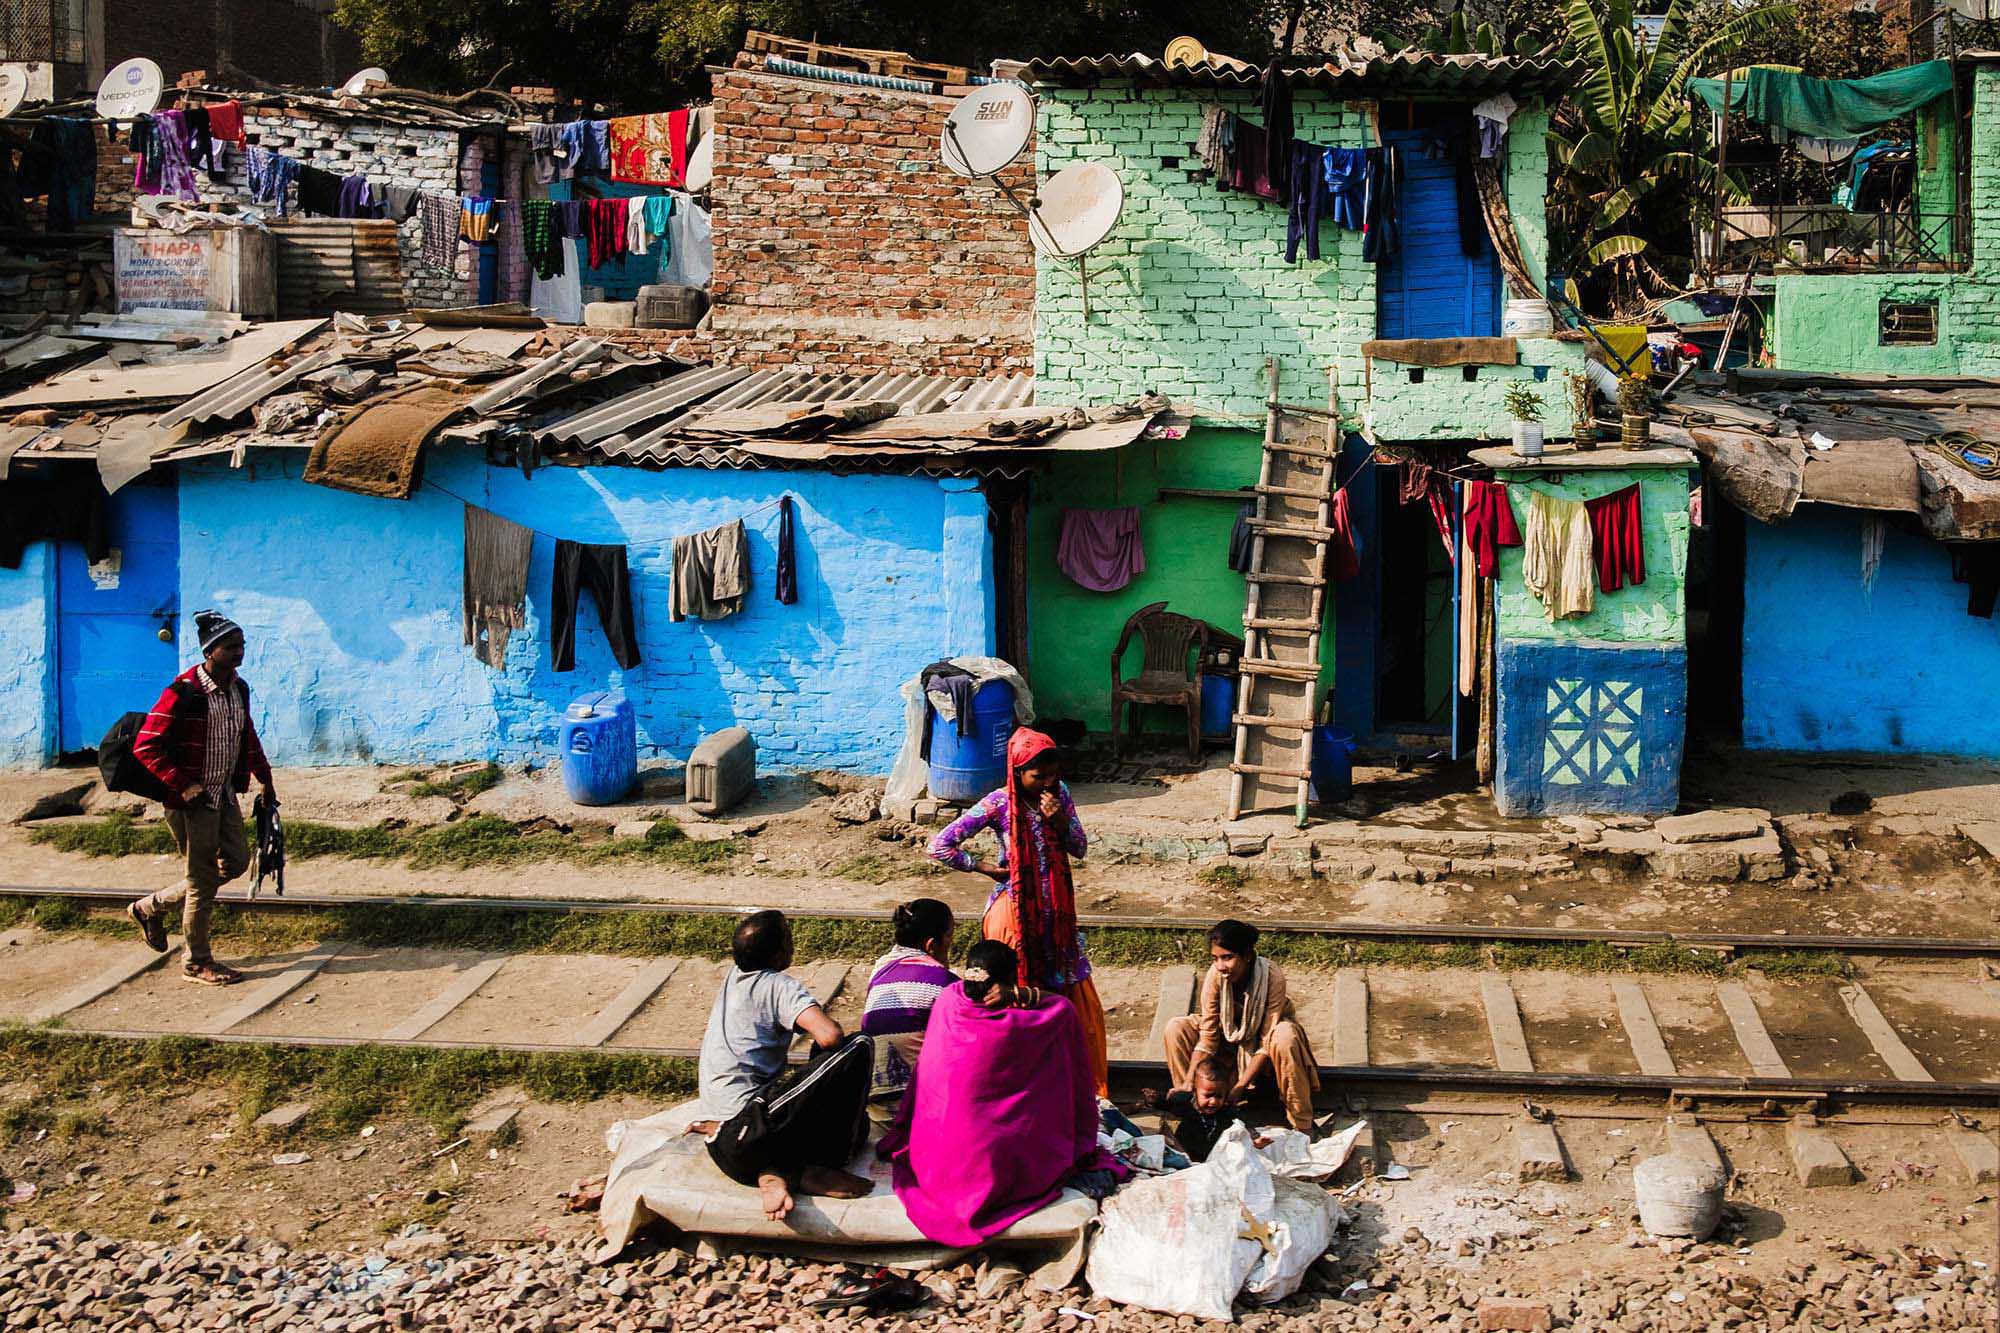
[1023,49,1575,95]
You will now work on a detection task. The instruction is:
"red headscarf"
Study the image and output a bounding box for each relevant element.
[1005,728,1077,989]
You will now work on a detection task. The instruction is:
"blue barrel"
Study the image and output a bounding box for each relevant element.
[560,691,637,805]
[1200,674,1235,739]
[928,679,1014,804]
[1310,726,1356,803]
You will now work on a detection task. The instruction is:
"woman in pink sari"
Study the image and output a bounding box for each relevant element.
[877,941,1122,1247]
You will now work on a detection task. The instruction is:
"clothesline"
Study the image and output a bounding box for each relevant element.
[422,479,786,549]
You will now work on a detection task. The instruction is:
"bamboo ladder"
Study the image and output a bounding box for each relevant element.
[1227,357,1341,826]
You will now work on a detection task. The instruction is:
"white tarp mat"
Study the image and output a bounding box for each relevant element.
[594,1101,1098,1280]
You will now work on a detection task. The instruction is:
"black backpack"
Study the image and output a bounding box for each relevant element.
[97,682,184,804]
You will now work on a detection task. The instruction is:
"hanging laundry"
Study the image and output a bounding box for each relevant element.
[1472,93,1517,159]
[1689,478,1706,529]
[1194,106,1228,176]
[1223,117,1278,201]
[609,110,689,187]
[775,495,799,605]
[1522,490,1595,620]
[670,517,749,621]
[1284,139,1331,263]
[417,193,460,275]
[1396,456,1454,557]
[529,123,564,184]
[29,118,97,228]
[183,107,215,177]
[494,201,526,302]
[246,147,298,215]
[205,100,245,144]
[551,540,643,670]
[1321,147,1367,230]
[1950,545,2000,618]
[1462,479,1523,578]
[1228,502,1255,573]
[1361,145,1402,263]
[1056,507,1145,592]
[459,196,496,243]
[643,194,675,265]
[1584,482,1646,592]
[552,198,584,239]
[520,199,566,280]
[659,200,711,288]
[383,184,420,222]
[1259,58,1294,194]
[296,164,341,217]
[462,505,534,669]
[626,196,651,255]
[560,119,611,175]
[337,172,380,219]
[1327,487,1361,581]
[140,108,198,202]
[584,197,628,268]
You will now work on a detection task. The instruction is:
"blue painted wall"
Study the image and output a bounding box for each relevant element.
[1743,509,2000,757]
[0,544,55,766]
[1495,638,1688,816]
[165,450,993,773]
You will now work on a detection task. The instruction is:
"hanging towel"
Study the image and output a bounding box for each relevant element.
[1522,490,1595,620]
[1463,479,1523,578]
[1056,508,1145,592]
[670,518,750,621]
[463,505,534,668]
[206,100,245,144]
[521,199,565,280]
[585,197,628,268]
[418,193,460,275]
[1194,106,1227,176]
[552,198,584,238]
[775,494,798,605]
[1584,482,1646,592]
[460,196,495,242]
[305,384,468,500]
[184,107,216,177]
[609,110,689,187]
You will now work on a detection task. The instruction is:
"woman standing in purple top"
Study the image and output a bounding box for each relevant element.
[860,899,956,1101]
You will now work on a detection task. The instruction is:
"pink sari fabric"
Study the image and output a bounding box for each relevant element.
[878,982,1117,1246]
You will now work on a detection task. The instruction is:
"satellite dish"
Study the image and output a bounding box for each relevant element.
[0,66,26,118]
[940,83,1034,178]
[1797,136,1859,164]
[1949,0,1999,17]
[95,57,162,119]
[684,125,714,191]
[1028,161,1123,259]
[343,66,390,96]
[1164,36,1209,70]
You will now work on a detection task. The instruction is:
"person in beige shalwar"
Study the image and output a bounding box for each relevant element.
[1163,919,1319,1133]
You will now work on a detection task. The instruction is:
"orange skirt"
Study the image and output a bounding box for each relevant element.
[982,890,1109,1098]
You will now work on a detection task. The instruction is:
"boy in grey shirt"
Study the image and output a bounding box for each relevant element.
[693,910,873,1220]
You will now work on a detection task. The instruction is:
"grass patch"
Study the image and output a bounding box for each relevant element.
[405,763,503,801]
[1195,863,1249,889]
[31,813,741,874]
[0,1027,696,1139]
[827,852,939,885]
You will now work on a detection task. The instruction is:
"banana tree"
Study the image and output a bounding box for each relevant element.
[1549,0,1794,314]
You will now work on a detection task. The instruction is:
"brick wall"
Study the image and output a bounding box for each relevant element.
[104,0,360,91]
[705,69,1034,377]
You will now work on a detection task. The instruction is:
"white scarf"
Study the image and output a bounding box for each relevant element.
[1217,957,1270,1046]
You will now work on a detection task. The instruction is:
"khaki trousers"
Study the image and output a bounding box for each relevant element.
[1164,1013,1321,1132]
[139,794,248,965]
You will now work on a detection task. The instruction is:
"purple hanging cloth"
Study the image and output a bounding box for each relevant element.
[1056,507,1146,592]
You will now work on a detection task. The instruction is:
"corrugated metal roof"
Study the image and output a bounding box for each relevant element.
[155,345,347,430]
[542,365,756,447]
[270,220,406,319]
[1023,50,1575,95]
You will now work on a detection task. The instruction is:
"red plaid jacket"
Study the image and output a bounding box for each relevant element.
[132,665,274,810]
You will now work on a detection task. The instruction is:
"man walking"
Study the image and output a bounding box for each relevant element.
[127,609,277,986]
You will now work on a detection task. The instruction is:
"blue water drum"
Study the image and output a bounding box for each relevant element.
[1310,726,1357,803]
[560,691,637,805]
[1200,673,1236,739]
[928,679,1014,804]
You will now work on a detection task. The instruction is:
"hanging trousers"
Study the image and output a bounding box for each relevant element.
[551,540,642,671]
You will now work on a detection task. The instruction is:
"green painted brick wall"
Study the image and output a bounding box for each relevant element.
[1489,466,1692,644]
[1365,336,1589,440]
[1025,425,1337,732]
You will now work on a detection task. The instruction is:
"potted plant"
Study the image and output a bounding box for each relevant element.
[1505,384,1545,458]
[1564,370,1598,450]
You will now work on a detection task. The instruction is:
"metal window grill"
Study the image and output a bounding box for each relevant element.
[0,0,87,65]
[1879,299,1939,345]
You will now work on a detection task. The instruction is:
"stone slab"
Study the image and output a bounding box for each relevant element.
[1664,1116,1725,1173]
[1611,977,1677,1077]
[1514,1117,1567,1182]
[26,941,181,1024]
[1958,821,2000,861]
[464,1104,520,1143]
[1476,1297,1555,1332]
[576,958,680,1048]
[1718,983,1792,1079]
[1332,969,1368,1067]
[384,956,507,1042]
[253,1103,310,1133]
[208,943,344,1034]
[1947,1127,1998,1185]
[1144,967,1199,1063]
[1650,842,1744,882]
[1838,983,1932,1083]
[1786,1115,1854,1188]
[1656,809,1768,844]
[1480,973,1534,1073]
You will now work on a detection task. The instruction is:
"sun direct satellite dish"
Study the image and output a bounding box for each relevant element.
[343,66,390,96]
[941,83,1034,177]
[96,57,162,119]
[1797,136,1859,164]
[1028,162,1123,259]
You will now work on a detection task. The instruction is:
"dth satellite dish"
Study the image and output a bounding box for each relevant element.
[95,57,162,119]
[1949,0,2000,19]
[940,83,1034,178]
[343,66,390,96]
[1796,136,1859,164]
[1027,161,1124,259]
[684,123,714,191]
[1164,36,1209,70]
[0,66,27,118]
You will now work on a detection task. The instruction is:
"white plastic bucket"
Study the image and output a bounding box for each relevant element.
[1502,297,1555,336]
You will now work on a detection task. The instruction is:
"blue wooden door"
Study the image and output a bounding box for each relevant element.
[1376,129,1502,340]
[57,477,180,754]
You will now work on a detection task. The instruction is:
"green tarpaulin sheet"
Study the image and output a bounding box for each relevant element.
[1690,61,1952,138]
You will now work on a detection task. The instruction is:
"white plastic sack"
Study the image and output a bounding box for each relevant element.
[1242,1177,1343,1305]
[1258,1120,1368,1181]
[882,656,1037,811]
[1085,1123,1272,1321]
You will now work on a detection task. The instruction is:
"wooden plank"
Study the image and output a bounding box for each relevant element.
[26,942,181,1023]
[1611,977,1678,1077]
[1716,982,1792,1079]
[1332,969,1369,1067]
[1144,967,1199,1062]
[575,958,681,1048]
[209,942,344,1034]
[383,956,507,1042]
[1479,972,1534,1073]
[1837,983,1933,1083]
